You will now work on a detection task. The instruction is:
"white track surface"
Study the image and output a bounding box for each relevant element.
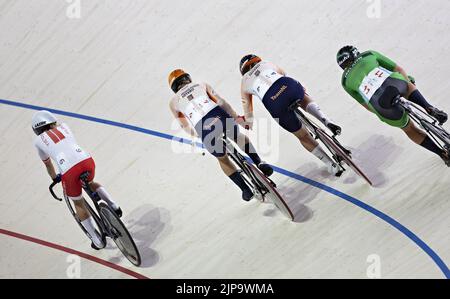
[0,0,449,279]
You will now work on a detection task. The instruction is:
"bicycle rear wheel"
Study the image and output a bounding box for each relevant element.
[245,162,294,221]
[64,198,107,248]
[316,129,373,186]
[99,203,141,266]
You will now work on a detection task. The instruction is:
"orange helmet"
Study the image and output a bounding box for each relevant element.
[168,69,192,93]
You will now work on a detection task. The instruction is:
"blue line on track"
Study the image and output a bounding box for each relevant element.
[1,98,448,278]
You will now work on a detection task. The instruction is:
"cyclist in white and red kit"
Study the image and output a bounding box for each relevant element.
[32,110,121,249]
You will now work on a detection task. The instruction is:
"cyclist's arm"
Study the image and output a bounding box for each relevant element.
[205,83,238,119]
[169,98,197,137]
[372,51,411,82]
[372,51,397,72]
[34,143,56,179]
[240,84,254,126]
[272,63,286,76]
[43,158,58,180]
[393,65,411,82]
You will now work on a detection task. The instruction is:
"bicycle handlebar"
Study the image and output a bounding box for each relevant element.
[49,181,63,202]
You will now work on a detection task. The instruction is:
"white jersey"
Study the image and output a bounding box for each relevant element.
[241,61,284,101]
[171,82,219,127]
[34,123,91,174]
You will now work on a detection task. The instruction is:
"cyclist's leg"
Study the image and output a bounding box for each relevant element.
[227,119,274,176]
[72,197,89,220]
[405,80,448,123]
[217,155,254,201]
[300,94,341,135]
[62,164,102,247]
[401,120,426,144]
[402,120,446,158]
[292,126,318,152]
[292,126,341,175]
[198,109,253,201]
[89,182,120,211]
[263,77,340,175]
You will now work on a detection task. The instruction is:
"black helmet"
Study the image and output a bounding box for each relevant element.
[337,46,360,70]
[239,54,262,76]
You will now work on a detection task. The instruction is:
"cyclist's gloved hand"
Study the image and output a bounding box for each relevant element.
[236,116,253,130]
[408,75,416,85]
[53,174,62,184]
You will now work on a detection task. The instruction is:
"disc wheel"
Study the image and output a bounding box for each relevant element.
[245,162,294,221]
[99,203,141,266]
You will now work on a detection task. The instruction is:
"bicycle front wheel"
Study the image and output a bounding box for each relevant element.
[99,203,141,267]
[245,162,294,221]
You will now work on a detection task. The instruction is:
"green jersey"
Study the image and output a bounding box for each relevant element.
[341,50,407,107]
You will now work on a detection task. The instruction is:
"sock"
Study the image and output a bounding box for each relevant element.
[96,187,119,210]
[228,171,251,192]
[81,217,102,246]
[311,145,334,166]
[306,102,332,126]
[408,90,433,111]
[420,136,443,157]
[244,142,262,165]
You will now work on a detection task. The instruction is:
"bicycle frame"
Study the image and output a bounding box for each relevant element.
[49,174,107,235]
[222,137,267,199]
[288,100,373,185]
[396,97,450,151]
[289,101,348,166]
[221,136,294,219]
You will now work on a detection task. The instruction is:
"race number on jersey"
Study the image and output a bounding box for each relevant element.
[358,67,393,103]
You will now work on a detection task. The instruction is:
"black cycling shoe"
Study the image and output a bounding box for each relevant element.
[327,123,342,136]
[114,207,123,218]
[258,162,274,177]
[427,107,448,124]
[242,188,254,202]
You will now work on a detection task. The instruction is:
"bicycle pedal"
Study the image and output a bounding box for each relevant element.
[114,207,123,218]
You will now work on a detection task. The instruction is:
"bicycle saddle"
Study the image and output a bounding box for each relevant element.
[79,172,91,181]
[288,100,302,111]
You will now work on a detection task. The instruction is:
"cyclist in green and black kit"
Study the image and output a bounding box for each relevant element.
[337,45,449,166]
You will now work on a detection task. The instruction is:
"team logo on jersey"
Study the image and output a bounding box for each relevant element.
[270,85,288,101]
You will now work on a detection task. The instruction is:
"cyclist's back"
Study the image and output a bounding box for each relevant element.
[34,123,90,174]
